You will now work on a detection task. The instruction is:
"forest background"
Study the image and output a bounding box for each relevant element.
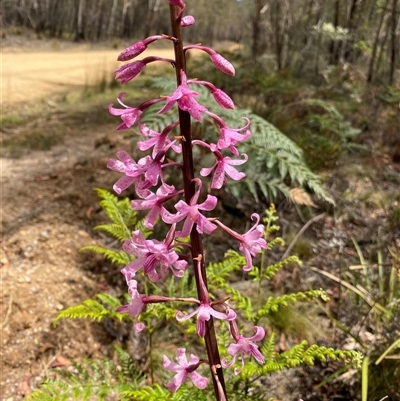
[1,0,400,400]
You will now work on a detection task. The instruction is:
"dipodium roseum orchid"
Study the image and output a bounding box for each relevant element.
[118,35,173,62]
[222,322,265,374]
[109,93,163,130]
[158,70,207,121]
[138,121,182,158]
[184,45,235,76]
[107,150,150,196]
[130,185,183,229]
[176,300,236,338]
[163,348,208,392]
[215,214,267,271]
[115,56,175,84]
[205,111,252,156]
[188,79,235,110]
[193,140,248,189]
[116,278,146,331]
[108,1,268,399]
[161,178,218,237]
[122,226,187,281]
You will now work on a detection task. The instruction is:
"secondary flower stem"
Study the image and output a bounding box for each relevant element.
[169,5,228,400]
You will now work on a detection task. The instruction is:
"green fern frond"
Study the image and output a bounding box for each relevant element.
[94,223,131,242]
[150,77,333,204]
[53,293,126,326]
[257,289,328,319]
[80,245,132,265]
[26,349,144,401]
[262,255,302,280]
[94,188,150,240]
[120,383,209,401]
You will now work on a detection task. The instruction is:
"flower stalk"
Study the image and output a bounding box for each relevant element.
[169,5,228,399]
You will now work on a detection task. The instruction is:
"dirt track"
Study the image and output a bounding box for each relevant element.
[2,48,174,105]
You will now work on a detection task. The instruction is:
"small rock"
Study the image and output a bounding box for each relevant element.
[39,230,49,241]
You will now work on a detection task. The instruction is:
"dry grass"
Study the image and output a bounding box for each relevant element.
[2,48,175,106]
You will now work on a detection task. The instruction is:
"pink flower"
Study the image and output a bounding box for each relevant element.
[222,324,265,374]
[206,112,251,156]
[195,141,247,189]
[158,70,207,121]
[138,121,182,158]
[109,93,163,130]
[116,278,146,331]
[122,226,187,281]
[161,179,217,237]
[176,301,236,337]
[215,214,267,271]
[107,150,150,196]
[109,92,143,130]
[163,348,208,392]
[131,185,182,229]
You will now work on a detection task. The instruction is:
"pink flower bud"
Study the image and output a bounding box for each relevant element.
[212,88,235,109]
[118,41,147,61]
[115,61,146,84]
[210,53,235,76]
[181,15,195,27]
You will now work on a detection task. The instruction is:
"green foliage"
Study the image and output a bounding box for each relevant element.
[256,289,328,319]
[53,293,126,326]
[274,98,364,170]
[94,188,150,241]
[80,188,150,265]
[26,346,144,401]
[150,77,334,204]
[378,85,400,104]
[44,191,362,401]
[120,383,209,401]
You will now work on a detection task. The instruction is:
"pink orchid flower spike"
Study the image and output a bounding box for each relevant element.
[222,324,265,374]
[163,348,208,392]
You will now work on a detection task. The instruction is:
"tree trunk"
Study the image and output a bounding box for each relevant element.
[329,0,341,64]
[314,0,327,75]
[271,0,283,70]
[252,0,263,58]
[389,0,398,84]
[108,0,119,38]
[367,0,390,82]
[75,0,86,41]
[341,0,360,62]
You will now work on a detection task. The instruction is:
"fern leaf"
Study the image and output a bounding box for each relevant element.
[80,245,132,265]
[53,294,126,326]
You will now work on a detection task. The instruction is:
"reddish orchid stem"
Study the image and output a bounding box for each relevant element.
[169,5,228,401]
